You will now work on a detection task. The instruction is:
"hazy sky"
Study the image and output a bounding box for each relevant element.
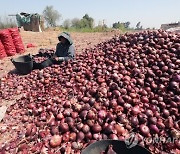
[0,0,179,28]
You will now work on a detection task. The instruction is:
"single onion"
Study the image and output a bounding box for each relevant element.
[69,132,77,141]
[49,135,62,148]
[87,110,96,119]
[131,106,141,115]
[114,124,126,135]
[82,124,90,133]
[109,134,118,140]
[104,124,114,134]
[130,116,139,127]
[149,124,159,134]
[59,123,69,133]
[77,131,85,141]
[92,124,102,133]
[139,124,150,137]
[98,110,107,119]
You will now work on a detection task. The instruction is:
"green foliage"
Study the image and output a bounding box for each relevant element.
[59,26,111,33]
[0,16,17,29]
[81,14,94,28]
[43,6,61,27]
[112,21,131,31]
[68,14,94,29]
[79,18,89,28]
[61,14,132,33]
[112,22,118,29]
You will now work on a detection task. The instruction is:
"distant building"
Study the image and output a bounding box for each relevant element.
[161,22,180,30]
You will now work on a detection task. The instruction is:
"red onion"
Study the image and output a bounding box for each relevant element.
[106,112,115,122]
[162,109,170,118]
[117,96,125,105]
[157,121,165,129]
[131,105,141,115]
[109,134,118,140]
[49,135,62,148]
[114,124,126,135]
[89,98,96,106]
[118,114,128,124]
[63,108,72,117]
[62,132,70,142]
[69,132,77,141]
[149,117,157,125]
[104,124,114,135]
[130,116,139,127]
[139,124,150,137]
[85,132,92,140]
[71,112,78,118]
[59,123,69,133]
[82,124,90,133]
[93,133,102,140]
[76,122,84,130]
[172,74,180,82]
[86,120,95,127]
[145,109,153,117]
[98,110,107,119]
[80,110,88,120]
[92,124,102,133]
[149,124,159,134]
[112,90,121,97]
[77,131,85,141]
[72,142,83,150]
[109,99,118,108]
[141,96,149,103]
[87,110,96,119]
[50,126,59,135]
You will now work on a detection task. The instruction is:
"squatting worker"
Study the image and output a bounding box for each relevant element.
[54,32,75,62]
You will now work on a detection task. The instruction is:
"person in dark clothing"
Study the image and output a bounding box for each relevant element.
[54,32,75,62]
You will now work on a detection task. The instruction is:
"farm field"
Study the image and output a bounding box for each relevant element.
[0,29,179,154]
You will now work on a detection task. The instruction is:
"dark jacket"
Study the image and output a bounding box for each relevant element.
[55,32,75,61]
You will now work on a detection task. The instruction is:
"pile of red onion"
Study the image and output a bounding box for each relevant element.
[33,56,48,63]
[0,30,179,153]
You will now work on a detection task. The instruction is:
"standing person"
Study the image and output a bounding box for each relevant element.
[54,32,75,63]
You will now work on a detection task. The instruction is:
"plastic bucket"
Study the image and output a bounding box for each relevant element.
[82,140,151,154]
[11,54,33,75]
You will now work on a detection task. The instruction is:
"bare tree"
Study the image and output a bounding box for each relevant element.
[63,19,71,29]
[71,18,80,28]
[43,6,61,27]
[0,16,17,29]
[136,22,142,30]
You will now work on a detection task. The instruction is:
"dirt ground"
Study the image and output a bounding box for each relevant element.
[0,30,120,78]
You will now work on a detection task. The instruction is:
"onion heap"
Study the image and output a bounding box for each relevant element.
[0,30,179,154]
[33,56,48,63]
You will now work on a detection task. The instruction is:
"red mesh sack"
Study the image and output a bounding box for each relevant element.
[0,40,7,59]
[8,28,25,53]
[0,29,16,56]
